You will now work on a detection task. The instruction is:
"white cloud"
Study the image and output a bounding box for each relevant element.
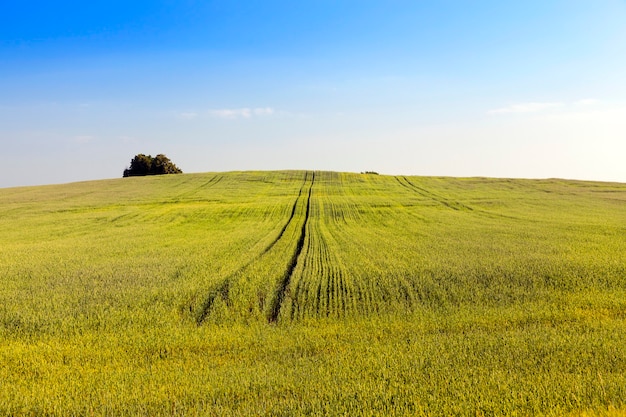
[208,107,275,119]
[487,102,563,115]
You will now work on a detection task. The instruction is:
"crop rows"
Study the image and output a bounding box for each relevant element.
[190,171,316,324]
[181,171,626,324]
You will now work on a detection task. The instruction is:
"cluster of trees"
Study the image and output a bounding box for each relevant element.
[123,154,182,177]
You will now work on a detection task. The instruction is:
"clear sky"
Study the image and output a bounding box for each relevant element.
[2,0,626,187]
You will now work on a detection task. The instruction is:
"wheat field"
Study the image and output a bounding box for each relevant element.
[1,171,625,416]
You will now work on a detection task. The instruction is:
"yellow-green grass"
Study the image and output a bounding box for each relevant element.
[1,171,625,416]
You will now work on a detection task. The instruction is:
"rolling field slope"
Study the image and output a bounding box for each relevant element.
[1,171,626,416]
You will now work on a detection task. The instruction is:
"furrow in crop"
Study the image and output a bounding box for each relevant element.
[312,234,325,316]
[289,229,313,321]
[337,269,346,315]
[396,275,415,310]
[175,175,223,201]
[195,172,309,325]
[337,267,347,317]
[398,176,526,221]
[200,174,223,189]
[261,174,308,255]
[267,172,315,323]
[330,268,339,317]
[290,278,303,320]
[315,278,323,316]
[327,251,338,317]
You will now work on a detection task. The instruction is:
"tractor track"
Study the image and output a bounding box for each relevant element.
[175,175,223,201]
[195,172,311,325]
[290,228,313,321]
[199,174,223,189]
[267,172,315,323]
[396,176,473,211]
[396,176,527,221]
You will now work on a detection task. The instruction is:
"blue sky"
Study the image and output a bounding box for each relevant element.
[2,0,626,187]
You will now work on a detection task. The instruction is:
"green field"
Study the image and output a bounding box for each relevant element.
[1,171,626,416]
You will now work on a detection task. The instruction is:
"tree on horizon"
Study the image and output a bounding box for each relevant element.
[123,154,182,177]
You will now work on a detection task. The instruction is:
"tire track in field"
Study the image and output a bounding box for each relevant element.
[205,174,223,187]
[171,174,223,203]
[267,172,315,323]
[396,176,473,211]
[316,191,347,318]
[194,174,223,190]
[195,172,311,325]
[287,185,358,320]
[289,227,313,321]
[396,176,525,221]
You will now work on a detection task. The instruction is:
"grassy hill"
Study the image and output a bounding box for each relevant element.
[1,171,625,416]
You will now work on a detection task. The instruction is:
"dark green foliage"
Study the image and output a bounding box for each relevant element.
[123,154,182,177]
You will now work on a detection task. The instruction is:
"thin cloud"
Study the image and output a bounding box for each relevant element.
[209,108,252,119]
[253,107,275,116]
[178,112,199,120]
[488,102,564,115]
[488,99,603,115]
[118,135,138,144]
[537,103,626,124]
[73,135,94,144]
[208,107,275,119]
[574,98,600,106]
